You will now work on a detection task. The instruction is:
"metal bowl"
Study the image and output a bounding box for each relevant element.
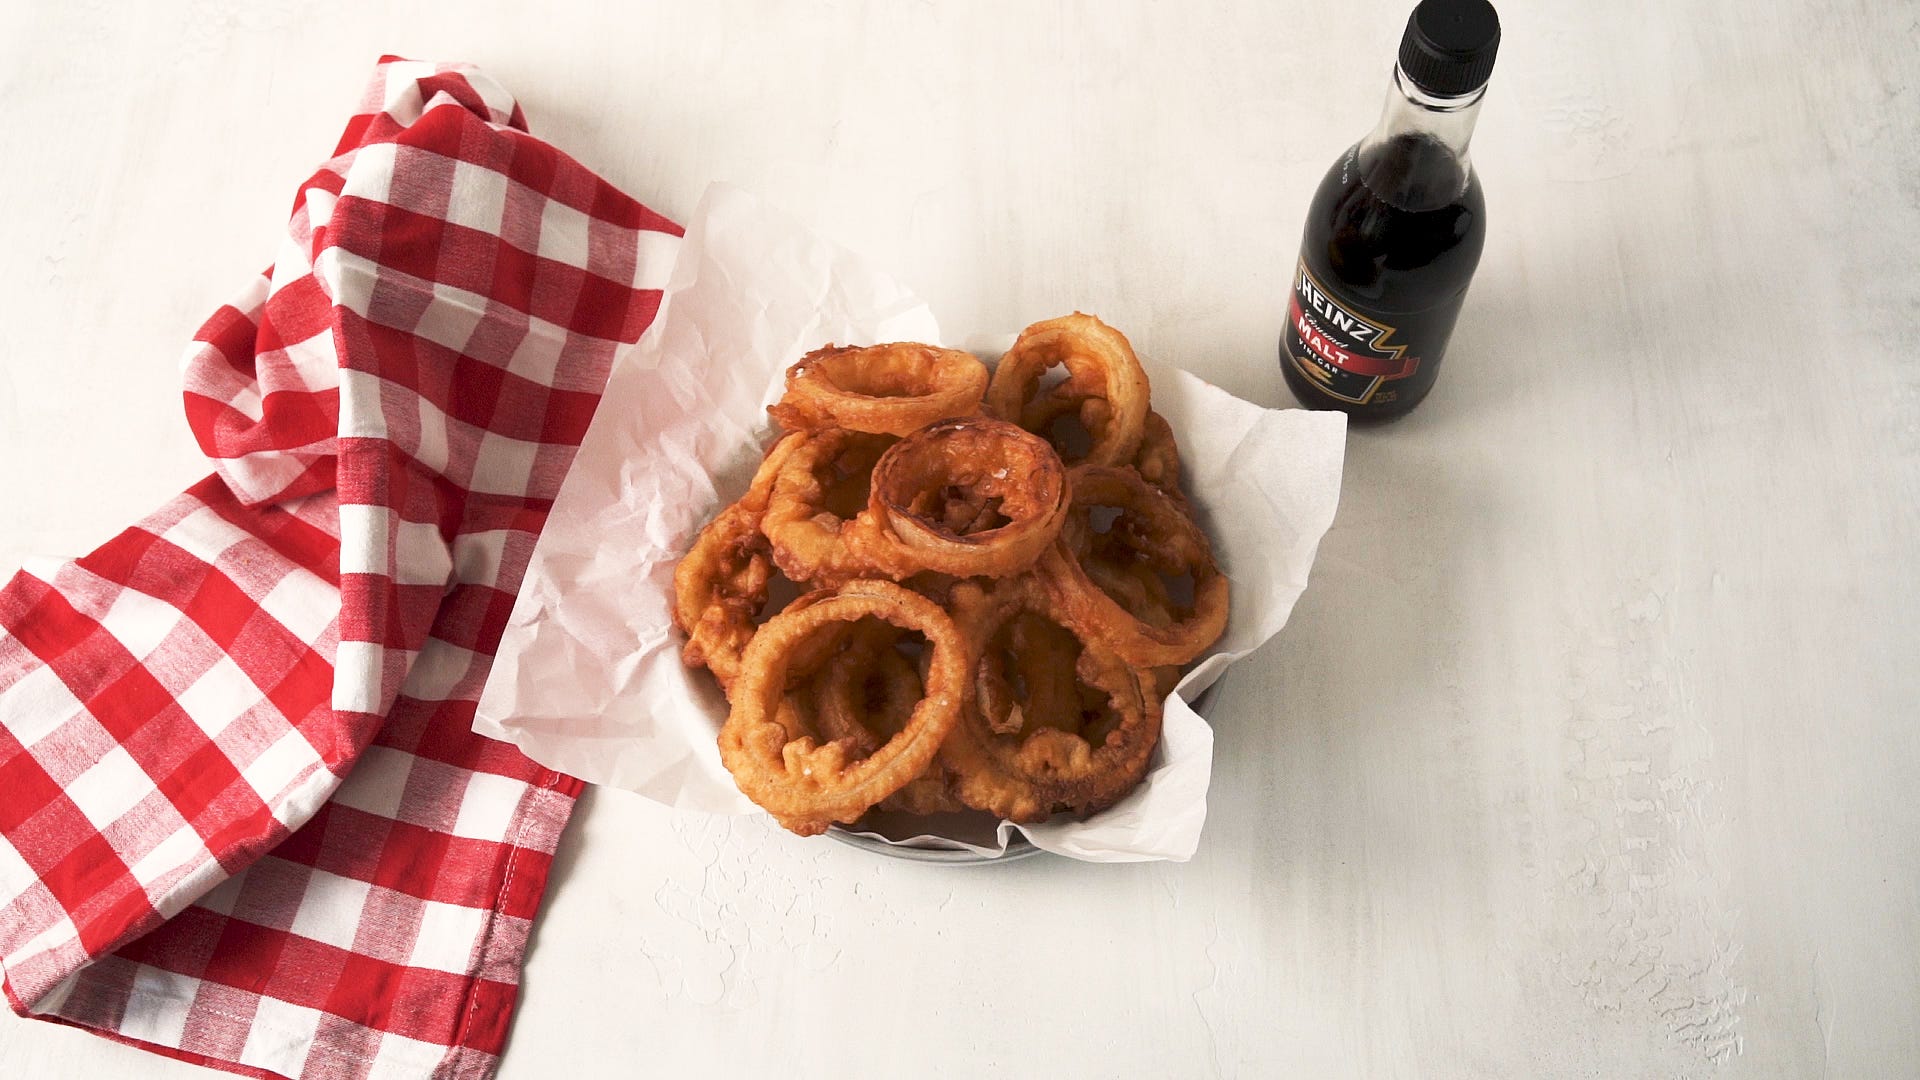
[826,674,1227,864]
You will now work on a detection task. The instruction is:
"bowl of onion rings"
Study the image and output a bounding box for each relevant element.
[671,313,1232,849]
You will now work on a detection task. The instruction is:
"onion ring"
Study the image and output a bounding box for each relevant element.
[1076,542,1184,699]
[938,579,1162,822]
[1023,382,1185,506]
[1079,541,1176,629]
[986,313,1151,468]
[853,416,1069,578]
[768,343,988,436]
[759,429,897,586]
[813,622,965,815]
[1149,666,1183,701]
[718,580,966,835]
[1027,384,1181,481]
[1037,464,1229,667]
[972,610,1085,737]
[671,434,804,690]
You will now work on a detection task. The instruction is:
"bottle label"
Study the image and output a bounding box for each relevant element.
[1283,260,1423,405]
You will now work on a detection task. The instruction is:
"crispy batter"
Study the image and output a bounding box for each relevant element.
[937,579,1163,822]
[1038,464,1229,668]
[671,434,803,691]
[1025,391,1185,505]
[718,581,967,835]
[769,342,988,436]
[763,417,1069,585]
[1130,410,1185,503]
[986,313,1152,468]
[813,622,966,815]
[856,416,1068,578]
[760,429,897,587]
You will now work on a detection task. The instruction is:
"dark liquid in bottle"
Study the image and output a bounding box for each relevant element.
[1281,132,1485,421]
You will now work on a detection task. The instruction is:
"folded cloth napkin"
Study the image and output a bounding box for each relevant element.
[0,58,679,1078]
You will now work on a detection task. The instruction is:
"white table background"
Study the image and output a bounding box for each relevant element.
[3,1,1916,1077]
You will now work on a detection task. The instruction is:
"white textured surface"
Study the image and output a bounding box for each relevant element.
[2,2,1915,1078]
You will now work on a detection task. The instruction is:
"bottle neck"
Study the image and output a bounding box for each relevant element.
[1355,65,1484,210]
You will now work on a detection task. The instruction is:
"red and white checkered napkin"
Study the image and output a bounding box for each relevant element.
[0,58,679,1078]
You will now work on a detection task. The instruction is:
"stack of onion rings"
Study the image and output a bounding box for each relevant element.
[674,316,1228,835]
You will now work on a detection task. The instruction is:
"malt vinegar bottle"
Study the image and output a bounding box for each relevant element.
[1281,0,1500,420]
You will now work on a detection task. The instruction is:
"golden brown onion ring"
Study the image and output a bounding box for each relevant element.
[671,434,804,690]
[853,416,1068,579]
[986,313,1151,468]
[813,623,965,815]
[1037,464,1229,668]
[718,580,966,835]
[938,579,1162,822]
[972,609,1086,740]
[1023,381,1186,509]
[760,429,897,587]
[768,343,988,436]
[1077,551,1190,697]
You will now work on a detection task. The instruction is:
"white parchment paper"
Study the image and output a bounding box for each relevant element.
[473,182,1346,862]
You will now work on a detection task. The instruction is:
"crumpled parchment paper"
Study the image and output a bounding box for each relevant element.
[473,182,1345,862]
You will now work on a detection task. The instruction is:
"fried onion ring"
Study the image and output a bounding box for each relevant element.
[760,429,897,586]
[718,580,966,835]
[1079,541,1177,629]
[671,434,804,689]
[854,416,1068,578]
[986,313,1151,468]
[813,622,965,815]
[938,579,1162,822]
[1037,464,1229,668]
[1025,385,1184,497]
[1130,411,1184,500]
[768,343,988,436]
[1079,548,1193,701]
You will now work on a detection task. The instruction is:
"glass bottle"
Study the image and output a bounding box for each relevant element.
[1281,0,1501,421]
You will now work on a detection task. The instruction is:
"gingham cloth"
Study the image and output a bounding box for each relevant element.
[0,58,679,1078]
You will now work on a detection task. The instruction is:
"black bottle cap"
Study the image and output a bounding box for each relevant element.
[1397,0,1501,97]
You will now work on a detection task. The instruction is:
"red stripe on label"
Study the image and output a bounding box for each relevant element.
[1288,294,1421,380]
